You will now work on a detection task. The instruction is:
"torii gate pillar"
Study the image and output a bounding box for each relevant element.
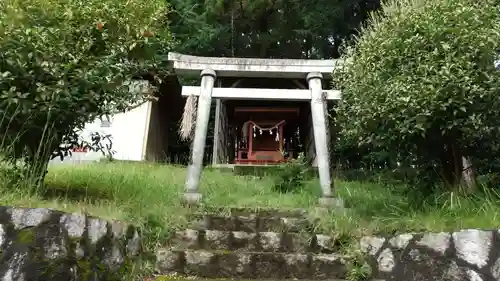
[183,69,216,204]
[307,72,343,208]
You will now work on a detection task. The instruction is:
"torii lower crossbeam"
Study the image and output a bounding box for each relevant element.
[181,86,341,101]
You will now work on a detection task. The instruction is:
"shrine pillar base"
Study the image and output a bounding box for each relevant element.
[183,69,217,205]
[183,192,202,205]
[307,72,344,209]
[318,196,344,209]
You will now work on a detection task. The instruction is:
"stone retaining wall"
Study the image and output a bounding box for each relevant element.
[0,206,141,281]
[362,229,500,281]
[156,209,500,281]
[2,205,499,281]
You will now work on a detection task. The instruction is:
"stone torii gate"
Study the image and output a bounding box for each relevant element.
[168,52,345,208]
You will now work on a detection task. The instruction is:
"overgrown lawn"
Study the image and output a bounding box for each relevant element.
[1,161,500,238]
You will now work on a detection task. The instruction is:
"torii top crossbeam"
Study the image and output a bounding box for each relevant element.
[168,52,347,79]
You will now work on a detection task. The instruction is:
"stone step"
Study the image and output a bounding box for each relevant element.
[188,214,313,233]
[198,207,308,218]
[156,249,348,280]
[150,277,349,281]
[170,229,338,254]
[151,276,351,281]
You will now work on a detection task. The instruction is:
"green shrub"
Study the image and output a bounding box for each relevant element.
[334,0,500,190]
[477,173,500,190]
[0,156,28,187]
[272,153,311,193]
[0,0,173,183]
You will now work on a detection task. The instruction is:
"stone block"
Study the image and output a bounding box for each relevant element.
[258,217,285,232]
[126,229,141,257]
[360,236,386,256]
[102,241,125,272]
[216,252,254,278]
[490,255,500,280]
[10,208,54,229]
[389,233,413,250]
[254,252,285,279]
[283,253,311,278]
[36,224,69,260]
[209,215,237,231]
[109,220,128,238]
[0,224,6,249]
[282,233,312,252]
[204,230,231,250]
[60,213,86,238]
[232,231,257,251]
[236,215,258,232]
[2,250,30,281]
[184,250,217,277]
[155,249,184,273]
[316,234,335,253]
[310,254,347,280]
[188,214,210,230]
[377,248,396,273]
[231,208,306,218]
[416,232,451,256]
[215,252,237,278]
[280,217,310,232]
[259,232,282,252]
[395,249,485,281]
[452,229,492,268]
[87,217,109,245]
[235,252,254,278]
[172,229,200,250]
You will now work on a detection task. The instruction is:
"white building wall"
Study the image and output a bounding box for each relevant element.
[50,102,151,165]
[106,102,151,161]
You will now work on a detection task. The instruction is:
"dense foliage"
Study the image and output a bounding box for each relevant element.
[169,0,380,59]
[334,0,500,190]
[0,0,172,178]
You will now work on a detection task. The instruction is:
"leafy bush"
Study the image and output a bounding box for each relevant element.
[0,156,30,186]
[0,0,173,182]
[272,153,311,193]
[334,0,500,190]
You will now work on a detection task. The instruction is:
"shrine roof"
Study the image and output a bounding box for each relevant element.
[168,52,349,79]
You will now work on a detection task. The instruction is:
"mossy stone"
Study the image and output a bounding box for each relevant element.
[76,259,94,280]
[16,228,35,245]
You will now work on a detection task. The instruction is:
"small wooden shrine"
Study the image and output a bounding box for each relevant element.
[234,106,299,164]
[168,52,345,207]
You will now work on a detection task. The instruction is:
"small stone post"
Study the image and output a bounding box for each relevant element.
[307,72,344,209]
[183,69,217,204]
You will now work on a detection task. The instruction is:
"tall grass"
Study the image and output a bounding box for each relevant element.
[2,159,500,238]
[0,161,317,228]
[0,103,59,189]
[2,104,500,238]
[317,180,500,237]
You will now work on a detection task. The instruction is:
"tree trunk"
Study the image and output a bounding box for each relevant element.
[440,139,476,193]
[461,156,476,194]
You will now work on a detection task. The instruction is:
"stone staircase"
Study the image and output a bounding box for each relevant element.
[155,208,350,280]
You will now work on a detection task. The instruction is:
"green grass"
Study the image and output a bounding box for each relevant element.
[1,161,500,239]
